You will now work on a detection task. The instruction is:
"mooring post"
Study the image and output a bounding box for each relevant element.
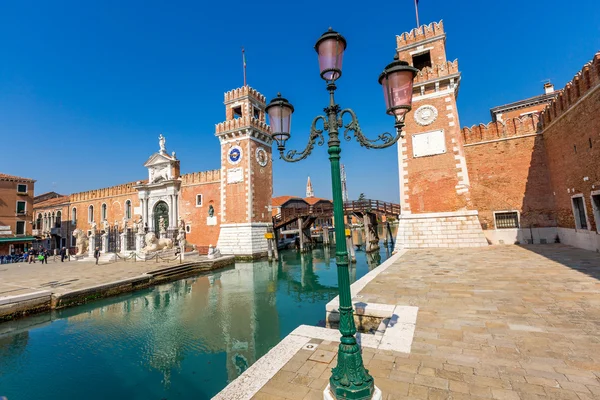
[267,236,273,261]
[323,226,329,246]
[298,217,304,252]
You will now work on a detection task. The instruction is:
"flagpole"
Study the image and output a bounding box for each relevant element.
[414,0,420,27]
[242,47,247,87]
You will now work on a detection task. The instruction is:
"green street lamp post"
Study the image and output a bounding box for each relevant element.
[266,28,418,400]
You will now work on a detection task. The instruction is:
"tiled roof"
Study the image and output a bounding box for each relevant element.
[0,173,35,183]
[304,197,331,205]
[272,196,306,206]
[34,196,70,209]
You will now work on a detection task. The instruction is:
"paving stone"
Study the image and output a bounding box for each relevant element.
[308,349,336,364]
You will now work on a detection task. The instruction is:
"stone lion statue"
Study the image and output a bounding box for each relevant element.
[72,229,89,256]
[142,232,173,252]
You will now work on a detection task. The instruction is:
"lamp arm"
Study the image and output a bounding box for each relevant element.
[280,115,327,162]
[339,108,405,149]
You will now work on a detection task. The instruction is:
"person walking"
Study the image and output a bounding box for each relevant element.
[42,249,48,264]
[94,247,100,265]
[60,247,66,262]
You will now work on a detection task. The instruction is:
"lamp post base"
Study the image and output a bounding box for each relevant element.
[323,384,382,400]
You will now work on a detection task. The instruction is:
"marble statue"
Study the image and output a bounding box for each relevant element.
[208,205,215,218]
[159,216,167,233]
[178,216,185,231]
[90,221,97,233]
[72,229,89,256]
[102,220,110,233]
[172,151,176,159]
[142,232,173,252]
[159,134,166,153]
[122,217,128,230]
[176,217,186,250]
[134,217,143,233]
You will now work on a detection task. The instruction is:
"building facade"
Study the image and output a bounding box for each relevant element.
[0,173,36,254]
[395,20,600,252]
[33,85,274,258]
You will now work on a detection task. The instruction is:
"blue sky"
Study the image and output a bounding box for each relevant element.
[1,0,598,202]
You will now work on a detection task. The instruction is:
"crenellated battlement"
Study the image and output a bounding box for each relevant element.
[180,169,221,184]
[397,20,444,48]
[70,181,140,202]
[462,114,540,145]
[224,85,266,103]
[215,115,271,135]
[415,59,459,84]
[540,52,600,128]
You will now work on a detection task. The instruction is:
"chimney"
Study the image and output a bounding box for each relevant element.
[544,82,554,94]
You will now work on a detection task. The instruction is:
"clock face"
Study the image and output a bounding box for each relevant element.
[256,147,268,167]
[228,146,242,165]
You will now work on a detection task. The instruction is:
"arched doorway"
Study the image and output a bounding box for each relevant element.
[153,201,169,233]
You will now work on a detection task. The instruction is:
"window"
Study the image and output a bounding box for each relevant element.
[56,211,61,228]
[412,51,432,70]
[88,205,94,223]
[16,201,26,214]
[572,196,588,230]
[232,106,242,119]
[125,200,132,219]
[185,225,191,233]
[494,211,519,229]
[17,184,27,194]
[196,194,203,207]
[72,208,77,224]
[591,193,600,233]
[16,221,25,235]
[101,203,107,220]
[36,214,42,229]
[253,107,260,119]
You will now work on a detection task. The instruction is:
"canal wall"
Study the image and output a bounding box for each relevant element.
[0,256,234,322]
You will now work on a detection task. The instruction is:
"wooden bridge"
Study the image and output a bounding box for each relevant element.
[273,199,399,253]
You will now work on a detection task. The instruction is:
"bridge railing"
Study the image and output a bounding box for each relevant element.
[343,199,400,216]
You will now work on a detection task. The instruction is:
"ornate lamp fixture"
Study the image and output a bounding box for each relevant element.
[266,28,417,400]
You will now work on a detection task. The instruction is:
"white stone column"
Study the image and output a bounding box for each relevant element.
[169,194,174,228]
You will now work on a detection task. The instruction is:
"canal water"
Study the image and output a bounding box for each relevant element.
[0,241,395,400]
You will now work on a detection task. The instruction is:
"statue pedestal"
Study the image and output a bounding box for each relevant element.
[102,234,109,253]
[159,231,166,240]
[207,216,217,226]
[136,233,145,252]
[88,235,97,258]
[120,233,127,253]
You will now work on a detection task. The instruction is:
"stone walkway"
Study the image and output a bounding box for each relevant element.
[0,255,192,298]
[249,245,600,400]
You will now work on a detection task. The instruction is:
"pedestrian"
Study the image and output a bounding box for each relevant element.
[43,249,48,264]
[60,247,66,262]
[94,247,100,265]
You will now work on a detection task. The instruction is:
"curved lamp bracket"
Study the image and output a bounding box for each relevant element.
[340,108,405,149]
[280,115,327,162]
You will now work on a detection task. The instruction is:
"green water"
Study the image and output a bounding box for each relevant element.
[0,246,392,400]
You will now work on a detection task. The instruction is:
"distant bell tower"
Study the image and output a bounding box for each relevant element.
[395,21,487,248]
[306,176,314,198]
[215,86,274,258]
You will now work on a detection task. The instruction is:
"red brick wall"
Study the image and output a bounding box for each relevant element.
[179,180,221,247]
[249,139,272,223]
[541,54,600,230]
[0,179,34,237]
[462,115,555,229]
[403,95,469,213]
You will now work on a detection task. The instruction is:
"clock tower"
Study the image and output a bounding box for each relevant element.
[215,85,274,258]
[395,21,487,248]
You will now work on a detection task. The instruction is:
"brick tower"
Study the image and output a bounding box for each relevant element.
[395,21,487,248]
[215,86,274,258]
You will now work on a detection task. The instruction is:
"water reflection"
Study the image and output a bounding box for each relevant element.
[0,243,392,400]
